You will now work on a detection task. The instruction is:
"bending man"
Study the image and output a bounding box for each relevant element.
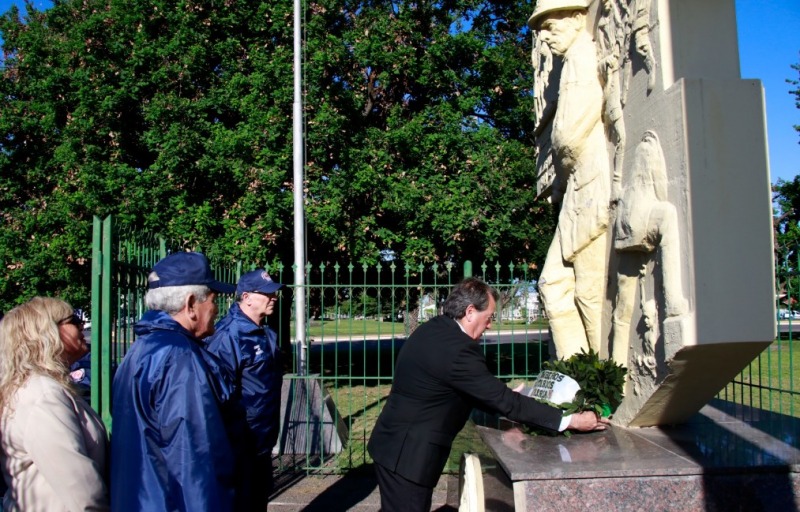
[368,278,607,512]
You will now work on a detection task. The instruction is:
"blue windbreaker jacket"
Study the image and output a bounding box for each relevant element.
[110,310,235,512]
[205,303,283,457]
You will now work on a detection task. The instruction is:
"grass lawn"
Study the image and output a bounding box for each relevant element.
[719,338,799,417]
[293,318,550,339]
[326,380,510,473]
[328,382,389,470]
[300,319,407,338]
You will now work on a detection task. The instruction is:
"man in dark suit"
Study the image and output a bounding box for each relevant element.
[368,277,608,511]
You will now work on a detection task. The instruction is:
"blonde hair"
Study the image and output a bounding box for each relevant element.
[0,297,74,415]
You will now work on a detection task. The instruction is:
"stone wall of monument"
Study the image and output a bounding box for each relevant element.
[529,0,775,426]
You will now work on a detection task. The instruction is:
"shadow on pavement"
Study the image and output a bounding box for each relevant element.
[270,462,459,511]
[298,467,378,511]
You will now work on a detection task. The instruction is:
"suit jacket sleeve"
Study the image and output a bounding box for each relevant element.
[449,342,563,431]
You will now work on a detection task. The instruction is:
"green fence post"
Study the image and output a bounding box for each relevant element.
[101,215,114,430]
[463,260,472,279]
[91,216,103,413]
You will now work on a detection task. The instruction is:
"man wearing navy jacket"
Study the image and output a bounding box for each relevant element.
[206,269,285,512]
[368,278,607,511]
[111,252,237,512]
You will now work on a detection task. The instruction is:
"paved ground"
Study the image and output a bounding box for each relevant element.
[266,457,515,511]
[267,469,458,511]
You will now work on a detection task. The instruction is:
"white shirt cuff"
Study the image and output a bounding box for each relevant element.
[559,414,572,431]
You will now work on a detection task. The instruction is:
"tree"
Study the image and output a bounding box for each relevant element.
[772,55,800,306]
[1,0,297,311]
[0,0,555,312]
[303,0,554,265]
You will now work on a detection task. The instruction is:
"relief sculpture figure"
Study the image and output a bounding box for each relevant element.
[597,0,629,200]
[532,35,561,200]
[529,0,612,359]
[611,131,688,369]
[621,0,656,105]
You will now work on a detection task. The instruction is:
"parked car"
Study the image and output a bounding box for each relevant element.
[777,309,800,320]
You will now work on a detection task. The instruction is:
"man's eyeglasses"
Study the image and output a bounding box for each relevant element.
[59,314,85,329]
[249,291,278,299]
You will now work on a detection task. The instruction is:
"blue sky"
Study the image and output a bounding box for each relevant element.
[1,0,798,184]
[736,0,799,184]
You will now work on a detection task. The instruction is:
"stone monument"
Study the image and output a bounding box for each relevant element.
[530,0,775,426]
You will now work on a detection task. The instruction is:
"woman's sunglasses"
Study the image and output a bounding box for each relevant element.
[59,314,85,329]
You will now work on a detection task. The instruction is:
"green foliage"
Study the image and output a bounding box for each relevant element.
[303,0,554,264]
[773,176,800,301]
[542,349,627,417]
[0,0,555,311]
[1,0,296,310]
[774,57,800,304]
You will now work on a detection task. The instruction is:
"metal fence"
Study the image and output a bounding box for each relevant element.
[90,215,246,426]
[91,215,797,473]
[718,259,798,420]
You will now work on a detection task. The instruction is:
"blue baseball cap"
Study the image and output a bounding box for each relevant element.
[148,252,235,294]
[236,269,284,295]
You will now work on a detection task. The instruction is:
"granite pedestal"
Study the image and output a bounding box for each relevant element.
[274,374,348,455]
[474,400,800,511]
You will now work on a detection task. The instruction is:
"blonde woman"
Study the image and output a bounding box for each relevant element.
[0,297,109,511]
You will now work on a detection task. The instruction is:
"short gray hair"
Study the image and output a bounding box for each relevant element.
[442,278,499,320]
[145,285,212,315]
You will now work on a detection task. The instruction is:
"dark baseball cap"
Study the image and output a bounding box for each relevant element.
[236,269,284,295]
[148,252,235,294]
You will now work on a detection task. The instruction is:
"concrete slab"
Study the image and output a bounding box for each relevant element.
[475,399,800,511]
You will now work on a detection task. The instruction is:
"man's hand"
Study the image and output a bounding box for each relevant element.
[567,411,610,432]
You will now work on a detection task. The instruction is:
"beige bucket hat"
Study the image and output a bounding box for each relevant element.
[527,0,590,29]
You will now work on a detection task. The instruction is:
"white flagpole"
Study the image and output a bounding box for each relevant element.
[292,0,307,375]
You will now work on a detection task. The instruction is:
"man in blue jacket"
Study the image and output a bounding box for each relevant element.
[111,252,236,512]
[205,269,285,512]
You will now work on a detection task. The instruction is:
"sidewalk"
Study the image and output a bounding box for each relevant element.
[268,468,458,511]
[266,455,517,512]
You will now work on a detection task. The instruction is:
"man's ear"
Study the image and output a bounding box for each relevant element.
[185,293,198,320]
[464,304,475,322]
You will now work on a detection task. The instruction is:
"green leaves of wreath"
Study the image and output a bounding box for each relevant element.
[542,348,627,418]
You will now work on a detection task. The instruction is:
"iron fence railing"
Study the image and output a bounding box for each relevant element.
[91,215,797,473]
[717,258,798,420]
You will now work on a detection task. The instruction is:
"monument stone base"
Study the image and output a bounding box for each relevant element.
[471,400,799,511]
[274,374,348,455]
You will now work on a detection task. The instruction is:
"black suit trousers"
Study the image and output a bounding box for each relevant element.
[374,462,434,512]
